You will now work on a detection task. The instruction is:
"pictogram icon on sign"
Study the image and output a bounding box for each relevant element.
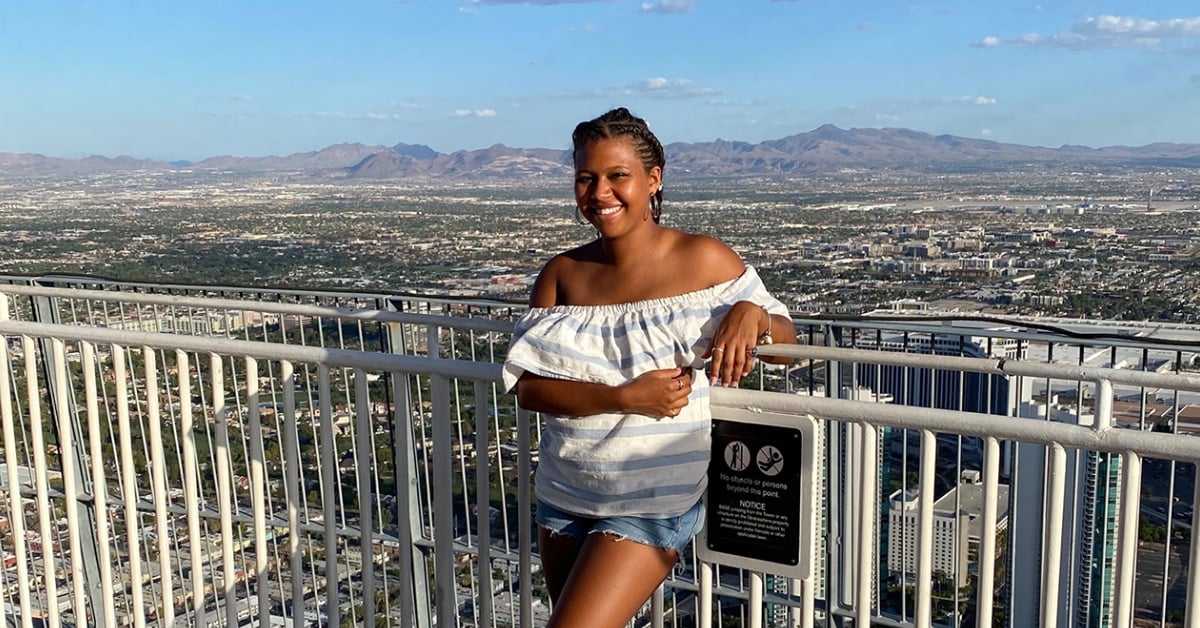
[724,440,750,472]
[756,445,784,476]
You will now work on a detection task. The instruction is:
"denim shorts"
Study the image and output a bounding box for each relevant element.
[536,499,704,554]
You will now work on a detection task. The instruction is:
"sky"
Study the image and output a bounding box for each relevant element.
[1,1,1198,161]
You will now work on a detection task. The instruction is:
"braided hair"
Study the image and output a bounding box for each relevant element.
[572,107,666,223]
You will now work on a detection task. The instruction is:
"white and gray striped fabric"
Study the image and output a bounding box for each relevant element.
[502,267,788,519]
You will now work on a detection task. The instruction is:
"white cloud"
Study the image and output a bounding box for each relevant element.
[388,99,426,110]
[459,6,478,13]
[974,14,1200,50]
[705,97,762,107]
[930,96,998,106]
[640,0,694,14]
[551,77,718,99]
[875,113,901,123]
[452,108,498,117]
[1078,15,1200,37]
[309,111,407,120]
[980,128,993,137]
[229,95,254,102]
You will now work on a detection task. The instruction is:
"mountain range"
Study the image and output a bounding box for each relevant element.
[3,125,1199,179]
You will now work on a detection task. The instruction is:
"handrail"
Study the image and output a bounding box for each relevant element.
[0,283,516,333]
[757,343,1200,392]
[0,319,500,381]
[7,318,1200,465]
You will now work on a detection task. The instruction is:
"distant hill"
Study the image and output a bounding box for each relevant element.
[4,126,1200,179]
[0,152,174,176]
[192,142,389,172]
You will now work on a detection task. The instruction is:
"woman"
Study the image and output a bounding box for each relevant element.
[501,107,796,627]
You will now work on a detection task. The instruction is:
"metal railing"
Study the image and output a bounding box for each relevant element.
[3,276,1200,627]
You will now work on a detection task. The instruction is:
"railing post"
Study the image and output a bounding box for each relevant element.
[977,436,1000,628]
[473,380,495,628]
[825,324,851,626]
[385,323,433,628]
[855,424,879,628]
[915,430,935,628]
[517,407,534,628]
[28,283,106,623]
[1041,444,1068,628]
[430,369,456,628]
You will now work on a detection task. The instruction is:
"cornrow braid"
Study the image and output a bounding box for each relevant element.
[572,107,666,223]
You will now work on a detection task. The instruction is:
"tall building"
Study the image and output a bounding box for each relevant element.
[847,329,1022,416]
[1009,399,1122,628]
[887,471,1010,588]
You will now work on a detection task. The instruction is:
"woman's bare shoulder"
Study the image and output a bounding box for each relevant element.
[675,232,746,285]
[529,241,600,307]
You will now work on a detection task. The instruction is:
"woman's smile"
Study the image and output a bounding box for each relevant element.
[591,204,623,219]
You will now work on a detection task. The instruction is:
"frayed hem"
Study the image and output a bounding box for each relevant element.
[588,529,631,543]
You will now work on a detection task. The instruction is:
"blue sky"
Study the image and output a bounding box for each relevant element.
[1,1,1198,161]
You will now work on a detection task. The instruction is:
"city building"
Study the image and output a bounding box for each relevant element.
[1009,399,1123,628]
[887,471,1011,587]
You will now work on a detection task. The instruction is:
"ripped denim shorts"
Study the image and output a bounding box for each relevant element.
[536,499,704,554]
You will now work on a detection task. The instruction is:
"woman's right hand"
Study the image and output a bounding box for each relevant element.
[618,367,693,418]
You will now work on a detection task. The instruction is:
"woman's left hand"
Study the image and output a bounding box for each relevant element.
[704,300,767,388]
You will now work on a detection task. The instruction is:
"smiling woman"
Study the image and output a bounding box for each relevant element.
[501,107,797,628]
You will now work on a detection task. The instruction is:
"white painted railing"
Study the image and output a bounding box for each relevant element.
[4,281,1200,627]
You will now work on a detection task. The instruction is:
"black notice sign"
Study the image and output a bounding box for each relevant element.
[706,420,803,565]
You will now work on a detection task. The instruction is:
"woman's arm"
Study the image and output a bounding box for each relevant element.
[683,236,797,387]
[706,301,796,387]
[515,369,692,418]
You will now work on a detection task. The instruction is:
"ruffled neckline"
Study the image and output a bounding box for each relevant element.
[528,267,758,316]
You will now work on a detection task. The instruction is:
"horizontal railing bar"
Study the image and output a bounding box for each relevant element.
[12,283,1200,354]
[14,320,1200,397]
[717,390,1200,463]
[687,583,819,607]
[0,320,501,380]
[792,314,1200,350]
[24,272,527,310]
[1,284,516,333]
[759,344,1200,392]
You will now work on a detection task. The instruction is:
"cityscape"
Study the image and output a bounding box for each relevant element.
[2,165,1198,322]
[2,160,1200,627]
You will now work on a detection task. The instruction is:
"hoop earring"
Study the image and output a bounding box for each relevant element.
[574,205,587,225]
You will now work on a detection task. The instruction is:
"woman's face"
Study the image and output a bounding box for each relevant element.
[574,137,662,237]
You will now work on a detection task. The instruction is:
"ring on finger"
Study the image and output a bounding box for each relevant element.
[712,346,725,354]
[748,347,758,358]
[677,379,684,391]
